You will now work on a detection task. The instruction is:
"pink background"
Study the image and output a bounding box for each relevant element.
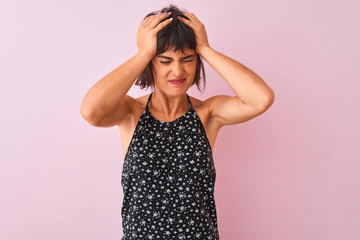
[1,0,359,239]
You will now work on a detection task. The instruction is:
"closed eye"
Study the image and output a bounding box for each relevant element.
[160,60,193,64]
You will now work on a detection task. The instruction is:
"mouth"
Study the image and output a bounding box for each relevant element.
[169,78,186,85]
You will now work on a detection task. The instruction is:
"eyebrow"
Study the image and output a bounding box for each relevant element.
[156,54,195,60]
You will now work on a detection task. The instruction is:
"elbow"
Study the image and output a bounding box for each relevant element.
[80,104,101,127]
[267,90,275,105]
[258,90,275,111]
[265,90,275,108]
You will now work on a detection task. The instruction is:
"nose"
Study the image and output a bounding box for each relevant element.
[172,61,185,77]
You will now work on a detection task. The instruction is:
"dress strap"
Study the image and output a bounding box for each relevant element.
[146,92,193,109]
[145,92,153,110]
[186,93,193,108]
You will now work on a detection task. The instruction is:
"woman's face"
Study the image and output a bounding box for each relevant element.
[151,47,197,95]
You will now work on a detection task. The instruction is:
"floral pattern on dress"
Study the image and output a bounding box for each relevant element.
[121,92,219,240]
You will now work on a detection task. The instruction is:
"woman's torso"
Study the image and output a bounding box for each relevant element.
[119,92,220,239]
[117,93,221,159]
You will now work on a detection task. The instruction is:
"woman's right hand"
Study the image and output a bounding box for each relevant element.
[136,12,172,58]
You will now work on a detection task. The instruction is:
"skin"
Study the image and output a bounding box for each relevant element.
[118,13,214,159]
[80,12,275,159]
[148,47,198,119]
[117,89,219,160]
[118,46,219,159]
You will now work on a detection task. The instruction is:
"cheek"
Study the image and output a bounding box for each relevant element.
[190,62,197,73]
[152,64,165,76]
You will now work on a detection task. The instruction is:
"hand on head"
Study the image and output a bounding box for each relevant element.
[137,8,210,58]
[136,12,173,58]
[177,13,210,55]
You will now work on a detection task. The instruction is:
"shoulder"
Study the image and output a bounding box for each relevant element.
[188,95,204,108]
[129,93,221,116]
[189,94,221,112]
[201,94,271,126]
[130,93,209,109]
[124,93,150,111]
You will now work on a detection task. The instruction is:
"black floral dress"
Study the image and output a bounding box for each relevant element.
[121,92,219,240]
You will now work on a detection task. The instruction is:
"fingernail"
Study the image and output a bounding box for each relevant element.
[169,18,173,21]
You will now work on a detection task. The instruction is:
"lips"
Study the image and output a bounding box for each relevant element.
[169,78,185,83]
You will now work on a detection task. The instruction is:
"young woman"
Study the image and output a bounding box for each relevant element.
[81,5,274,240]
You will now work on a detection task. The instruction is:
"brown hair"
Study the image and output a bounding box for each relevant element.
[134,4,206,93]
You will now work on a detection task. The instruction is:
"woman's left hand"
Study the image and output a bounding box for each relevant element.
[177,13,210,55]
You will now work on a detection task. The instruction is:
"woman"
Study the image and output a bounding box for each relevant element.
[80,5,274,240]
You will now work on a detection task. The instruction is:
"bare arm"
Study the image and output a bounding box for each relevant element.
[80,12,172,127]
[80,51,152,127]
[201,45,274,126]
[198,46,274,109]
[178,13,275,127]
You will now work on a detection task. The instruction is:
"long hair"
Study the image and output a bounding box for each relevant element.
[134,4,206,93]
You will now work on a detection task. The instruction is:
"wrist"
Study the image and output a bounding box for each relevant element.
[197,44,212,56]
[137,49,155,60]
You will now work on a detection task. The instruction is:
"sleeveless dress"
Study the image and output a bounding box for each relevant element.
[121,92,219,240]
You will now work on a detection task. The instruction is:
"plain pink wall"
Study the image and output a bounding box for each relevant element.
[1,0,359,239]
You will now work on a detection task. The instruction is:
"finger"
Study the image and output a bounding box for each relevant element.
[177,15,191,21]
[178,13,197,23]
[140,16,152,27]
[181,12,195,19]
[148,14,169,29]
[182,12,202,24]
[143,13,165,23]
[178,13,191,21]
[153,17,173,31]
[177,16,196,29]
[141,13,164,28]
[148,13,171,28]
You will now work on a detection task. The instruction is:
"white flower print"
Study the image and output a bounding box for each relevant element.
[167,217,175,224]
[121,92,219,240]
[179,192,186,199]
[147,194,154,200]
[177,151,184,157]
[153,211,160,218]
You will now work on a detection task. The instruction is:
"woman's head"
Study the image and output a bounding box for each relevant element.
[135,4,206,93]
